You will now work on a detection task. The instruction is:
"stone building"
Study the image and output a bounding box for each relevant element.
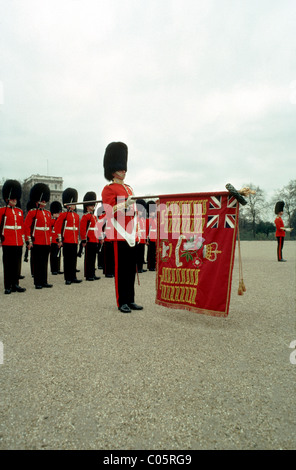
[22,174,63,212]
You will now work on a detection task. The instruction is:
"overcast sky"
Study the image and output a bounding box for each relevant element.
[0,0,295,204]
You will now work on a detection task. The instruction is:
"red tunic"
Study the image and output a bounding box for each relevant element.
[101,182,137,245]
[24,208,52,245]
[0,206,24,246]
[55,211,80,244]
[51,217,59,244]
[94,213,106,241]
[274,216,285,237]
[148,216,157,241]
[137,216,147,244]
[80,212,98,243]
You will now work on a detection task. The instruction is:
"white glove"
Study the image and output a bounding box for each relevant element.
[125,196,134,208]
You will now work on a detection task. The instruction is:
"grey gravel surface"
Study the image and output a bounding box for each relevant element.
[0,241,295,450]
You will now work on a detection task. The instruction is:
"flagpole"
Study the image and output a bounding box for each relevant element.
[64,184,250,207]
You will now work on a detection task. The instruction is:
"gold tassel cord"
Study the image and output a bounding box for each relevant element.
[237,224,246,295]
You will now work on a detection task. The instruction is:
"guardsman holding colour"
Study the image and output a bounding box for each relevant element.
[0,179,26,294]
[55,188,82,285]
[80,191,101,281]
[101,141,143,313]
[24,183,53,289]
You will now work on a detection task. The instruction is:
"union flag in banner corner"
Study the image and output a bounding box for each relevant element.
[155,191,239,317]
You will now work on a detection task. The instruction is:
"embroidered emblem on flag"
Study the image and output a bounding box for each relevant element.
[207,195,237,229]
[156,191,239,317]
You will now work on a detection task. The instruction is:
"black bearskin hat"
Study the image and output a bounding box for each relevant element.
[103,142,128,181]
[83,191,97,213]
[50,200,62,215]
[147,200,157,216]
[136,199,147,215]
[2,179,22,202]
[275,201,285,214]
[30,183,50,203]
[62,187,78,205]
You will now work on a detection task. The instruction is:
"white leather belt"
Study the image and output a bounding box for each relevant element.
[65,226,78,230]
[35,227,50,231]
[87,227,95,231]
[111,215,137,247]
[4,225,22,230]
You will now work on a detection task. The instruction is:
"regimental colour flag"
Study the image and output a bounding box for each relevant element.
[155,191,239,317]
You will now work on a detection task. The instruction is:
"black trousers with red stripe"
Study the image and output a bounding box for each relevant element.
[2,245,22,289]
[136,243,145,271]
[84,242,98,279]
[113,241,137,308]
[63,243,78,281]
[103,241,115,276]
[50,243,61,274]
[276,236,284,261]
[32,244,50,286]
[147,241,156,270]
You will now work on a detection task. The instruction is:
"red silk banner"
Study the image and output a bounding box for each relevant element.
[155,191,239,317]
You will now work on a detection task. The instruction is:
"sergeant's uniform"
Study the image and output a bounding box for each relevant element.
[101,141,143,313]
[0,180,26,294]
[50,201,63,275]
[24,183,52,289]
[80,191,100,281]
[55,188,82,285]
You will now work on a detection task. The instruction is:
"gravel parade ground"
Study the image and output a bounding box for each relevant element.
[0,240,295,450]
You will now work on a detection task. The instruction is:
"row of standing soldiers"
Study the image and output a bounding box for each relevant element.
[0,179,157,294]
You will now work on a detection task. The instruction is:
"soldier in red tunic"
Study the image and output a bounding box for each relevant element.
[274,201,293,262]
[50,200,63,275]
[0,179,26,294]
[24,183,53,289]
[55,188,82,285]
[79,191,101,281]
[101,141,143,313]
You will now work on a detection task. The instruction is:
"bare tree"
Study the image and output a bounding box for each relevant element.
[274,179,296,239]
[240,183,266,239]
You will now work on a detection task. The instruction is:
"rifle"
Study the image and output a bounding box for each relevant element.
[77,213,92,258]
[77,241,84,258]
[24,246,29,262]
